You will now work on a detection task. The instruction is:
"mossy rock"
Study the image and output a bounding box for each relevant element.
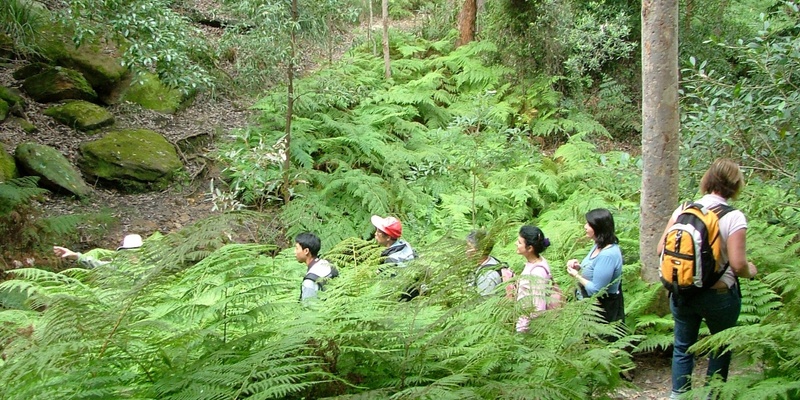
[0,33,13,60]
[14,142,92,197]
[0,86,26,109]
[9,117,37,133]
[22,66,97,103]
[36,26,130,105]
[78,129,183,192]
[12,62,48,80]
[44,100,114,131]
[0,99,8,121]
[122,73,184,114]
[0,145,18,182]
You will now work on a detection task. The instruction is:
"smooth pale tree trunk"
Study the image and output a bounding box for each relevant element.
[282,0,298,205]
[456,0,477,47]
[368,0,375,55]
[641,0,680,286]
[382,0,390,78]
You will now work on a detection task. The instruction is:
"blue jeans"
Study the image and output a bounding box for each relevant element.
[670,288,741,394]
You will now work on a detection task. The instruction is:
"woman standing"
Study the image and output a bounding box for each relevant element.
[566,208,624,323]
[657,159,757,398]
[515,225,553,332]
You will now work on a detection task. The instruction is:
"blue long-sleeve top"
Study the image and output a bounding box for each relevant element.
[579,244,623,296]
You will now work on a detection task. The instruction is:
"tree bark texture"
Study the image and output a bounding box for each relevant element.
[455,0,477,48]
[382,0,390,79]
[640,0,680,283]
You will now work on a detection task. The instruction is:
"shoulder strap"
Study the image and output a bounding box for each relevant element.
[529,263,552,279]
[709,203,734,219]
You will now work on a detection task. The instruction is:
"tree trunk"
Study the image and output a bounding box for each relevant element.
[382,0,390,78]
[368,0,375,55]
[282,0,298,205]
[641,0,680,286]
[455,0,477,48]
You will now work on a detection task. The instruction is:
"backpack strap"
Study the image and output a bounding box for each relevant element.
[709,203,734,219]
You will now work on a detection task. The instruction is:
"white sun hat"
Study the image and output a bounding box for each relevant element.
[117,234,143,250]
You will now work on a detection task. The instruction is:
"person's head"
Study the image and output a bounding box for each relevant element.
[294,232,321,264]
[700,158,745,200]
[516,225,550,257]
[584,208,618,248]
[117,234,143,251]
[466,229,495,261]
[371,215,402,247]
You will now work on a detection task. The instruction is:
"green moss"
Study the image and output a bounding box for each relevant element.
[14,142,92,197]
[122,73,183,114]
[11,117,37,133]
[0,145,18,182]
[0,86,25,108]
[0,99,8,121]
[79,129,182,191]
[44,100,114,131]
[22,67,97,103]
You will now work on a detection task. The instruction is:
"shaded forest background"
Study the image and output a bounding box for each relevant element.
[1,0,800,399]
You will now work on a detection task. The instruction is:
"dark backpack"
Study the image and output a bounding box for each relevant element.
[299,266,339,301]
[659,202,733,298]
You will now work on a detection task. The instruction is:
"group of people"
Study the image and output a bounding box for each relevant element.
[55,158,755,398]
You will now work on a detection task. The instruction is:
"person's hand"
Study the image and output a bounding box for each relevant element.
[53,246,79,260]
[567,259,580,270]
[747,261,758,279]
[567,266,579,278]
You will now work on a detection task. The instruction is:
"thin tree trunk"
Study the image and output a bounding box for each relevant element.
[282,0,298,205]
[382,0,390,78]
[455,0,477,47]
[641,0,680,289]
[369,0,375,55]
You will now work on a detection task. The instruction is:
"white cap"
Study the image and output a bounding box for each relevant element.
[117,234,143,250]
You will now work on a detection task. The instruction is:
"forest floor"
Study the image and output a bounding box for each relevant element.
[0,10,720,400]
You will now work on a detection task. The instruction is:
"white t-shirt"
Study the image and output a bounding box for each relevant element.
[668,193,747,288]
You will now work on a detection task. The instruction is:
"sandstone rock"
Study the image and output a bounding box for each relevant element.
[22,67,97,103]
[0,85,26,109]
[14,142,92,197]
[12,62,48,81]
[0,99,7,121]
[122,72,184,114]
[0,145,18,182]
[36,31,130,105]
[9,117,37,133]
[44,100,115,131]
[79,129,183,192]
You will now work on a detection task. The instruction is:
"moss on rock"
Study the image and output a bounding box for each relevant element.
[78,129,183,192]
[14,142,92,197]
[0,99,8,121]
[122,72,183,114]
[0,145,18,182]
[44,100,114,131]
[22,67,97,103]
[0,86,25,109]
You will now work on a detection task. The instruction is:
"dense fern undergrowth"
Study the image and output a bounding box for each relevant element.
[3,27,800,400]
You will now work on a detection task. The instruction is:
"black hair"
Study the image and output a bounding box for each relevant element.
[295,232,321,258]
[519,225,550,255]
[466,229,496,257]
[585,208,619,248]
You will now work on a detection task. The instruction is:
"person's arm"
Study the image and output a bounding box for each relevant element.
[54,246,108,268]
[576,254,618,296]
[300,279,319,301]
[726,228,757,278]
